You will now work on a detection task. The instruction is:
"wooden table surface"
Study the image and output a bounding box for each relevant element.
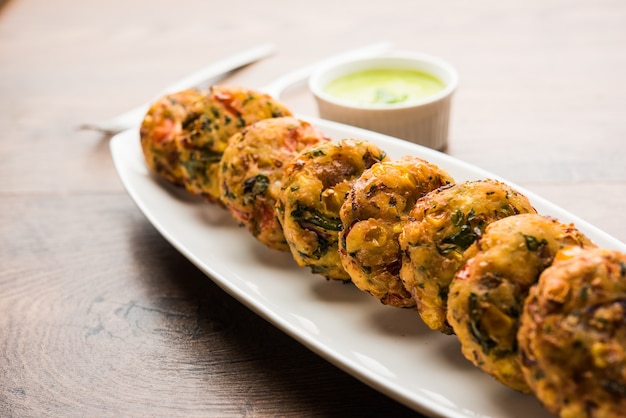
[2,0,625,416]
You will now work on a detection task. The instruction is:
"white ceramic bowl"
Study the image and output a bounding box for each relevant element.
[309,51,459,150]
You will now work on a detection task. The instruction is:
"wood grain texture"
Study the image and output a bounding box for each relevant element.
[1,0,625,416]
[1,195,416,417]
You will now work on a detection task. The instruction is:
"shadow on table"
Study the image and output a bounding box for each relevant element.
[127,219,419,417]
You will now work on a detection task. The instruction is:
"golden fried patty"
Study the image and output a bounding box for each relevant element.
[140,85,293,203]
[398,179,537,333]
[219,117,330,251]
[339,156,454,307]
[447,214,595,393]
[518,247,626,418]
[140,89,205,186]
[277,139,388,280]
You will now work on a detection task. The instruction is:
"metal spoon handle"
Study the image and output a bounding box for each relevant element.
[81,43,276,135]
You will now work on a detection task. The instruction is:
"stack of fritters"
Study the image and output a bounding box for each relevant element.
[277,139,389,280]
[140,85,293,203]
[447,214,595,393]
[140,85,626,418]
[340,156,454,308]
[218,116,330,250]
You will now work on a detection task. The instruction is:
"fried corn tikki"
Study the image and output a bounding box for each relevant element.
[339,156,453,307]
[518,247,626,418]
[219,117,330,251]
[277,139,388,280]
[447,214,595,393]
[398,179,536,333]
[140,85,293,203]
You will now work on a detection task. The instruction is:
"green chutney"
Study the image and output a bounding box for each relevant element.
[323,68,445,106]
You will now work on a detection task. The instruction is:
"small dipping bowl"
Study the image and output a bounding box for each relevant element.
[309,51,458,150]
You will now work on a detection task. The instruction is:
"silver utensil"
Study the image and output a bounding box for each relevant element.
[87,42,392,135]
[81,43,276,135]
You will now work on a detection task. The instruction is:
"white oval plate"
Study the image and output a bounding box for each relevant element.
[110,116,626,418]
